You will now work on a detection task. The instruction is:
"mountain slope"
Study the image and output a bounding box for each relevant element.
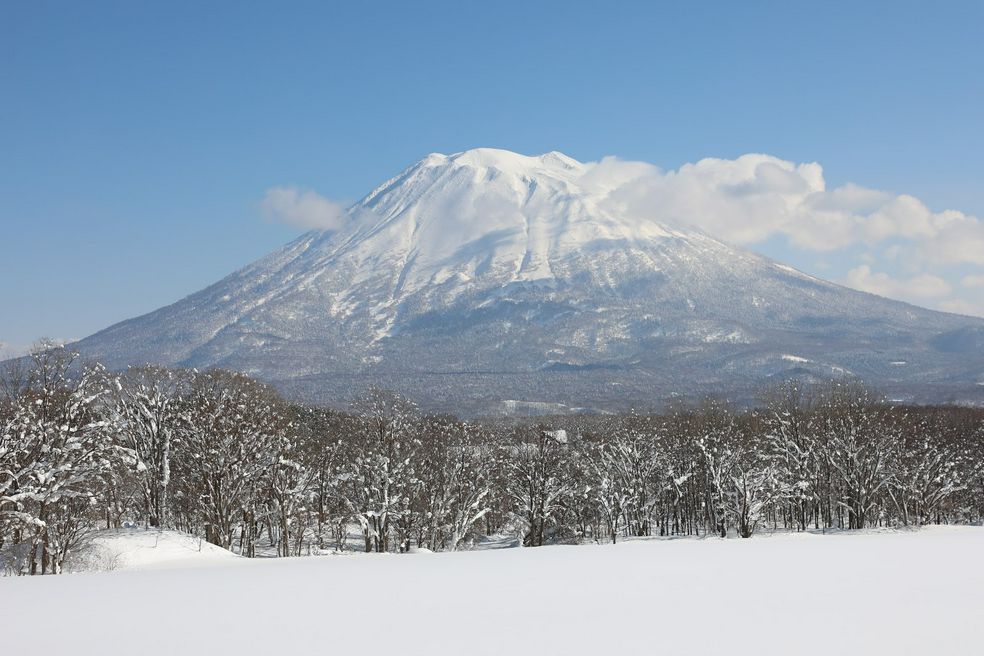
[72,149,984,413]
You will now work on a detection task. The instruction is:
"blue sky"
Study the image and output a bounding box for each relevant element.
[2,1,983,355]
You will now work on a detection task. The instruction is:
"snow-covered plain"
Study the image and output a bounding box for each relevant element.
[4,527,983,655]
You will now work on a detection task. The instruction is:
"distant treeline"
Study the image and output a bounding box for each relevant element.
[2,342,983,575]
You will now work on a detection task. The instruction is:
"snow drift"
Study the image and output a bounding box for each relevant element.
[68,529,240,572]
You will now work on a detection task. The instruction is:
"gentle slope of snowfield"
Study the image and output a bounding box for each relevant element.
[69,528,241,571]
[4,527,983,655]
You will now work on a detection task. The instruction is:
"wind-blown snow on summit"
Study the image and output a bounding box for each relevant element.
[72,149,984,413]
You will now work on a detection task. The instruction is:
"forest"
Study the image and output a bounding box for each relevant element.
[2,342,983,575]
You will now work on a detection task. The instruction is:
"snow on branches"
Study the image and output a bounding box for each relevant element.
[4,349,984,573]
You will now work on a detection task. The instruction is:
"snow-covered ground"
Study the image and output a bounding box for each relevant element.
[4,527,983,655]
[66,528,242,571]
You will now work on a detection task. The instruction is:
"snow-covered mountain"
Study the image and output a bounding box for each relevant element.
[72,148,984,414]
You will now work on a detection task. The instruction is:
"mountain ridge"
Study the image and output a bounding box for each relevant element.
[65,149,984,414]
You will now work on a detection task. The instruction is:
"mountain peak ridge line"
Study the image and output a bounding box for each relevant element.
[62,148,984,414]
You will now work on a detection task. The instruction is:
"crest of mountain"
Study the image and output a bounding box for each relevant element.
[71,148,984,414]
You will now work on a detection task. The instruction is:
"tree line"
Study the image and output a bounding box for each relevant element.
[2,342,983,574]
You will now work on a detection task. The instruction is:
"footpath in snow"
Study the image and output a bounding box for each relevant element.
[3,526,983,655]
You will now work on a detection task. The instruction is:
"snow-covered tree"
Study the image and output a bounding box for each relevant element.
[0,343,113,574]
[266,411,315,557]
[818,383,898,530]
[699,408,778,538]
[109,366,186,528]
[586,420,667,542]
[763,383,820,531]
[887,412,964,526]
[337,388,421,552]
[173,370,283,553]
[415,418,494,551]
[504,426,574,547]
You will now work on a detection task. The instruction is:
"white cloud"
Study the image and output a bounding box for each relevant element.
[938,299,984,318]
[844,265,952,301]
[0,340,32,360]
[583,154,984,264]
[584,154,834,247]
[962,274,984,288]
[262,187,350,231]
[579,153,984,318]
[807,182,891,214]
[922,213,984,266]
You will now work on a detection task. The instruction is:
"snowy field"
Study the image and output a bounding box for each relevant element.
[3,527,984,655]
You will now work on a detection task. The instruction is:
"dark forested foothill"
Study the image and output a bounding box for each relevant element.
[2,343,983,574]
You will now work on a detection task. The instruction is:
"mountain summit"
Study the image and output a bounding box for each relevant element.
[72,149,984,413]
